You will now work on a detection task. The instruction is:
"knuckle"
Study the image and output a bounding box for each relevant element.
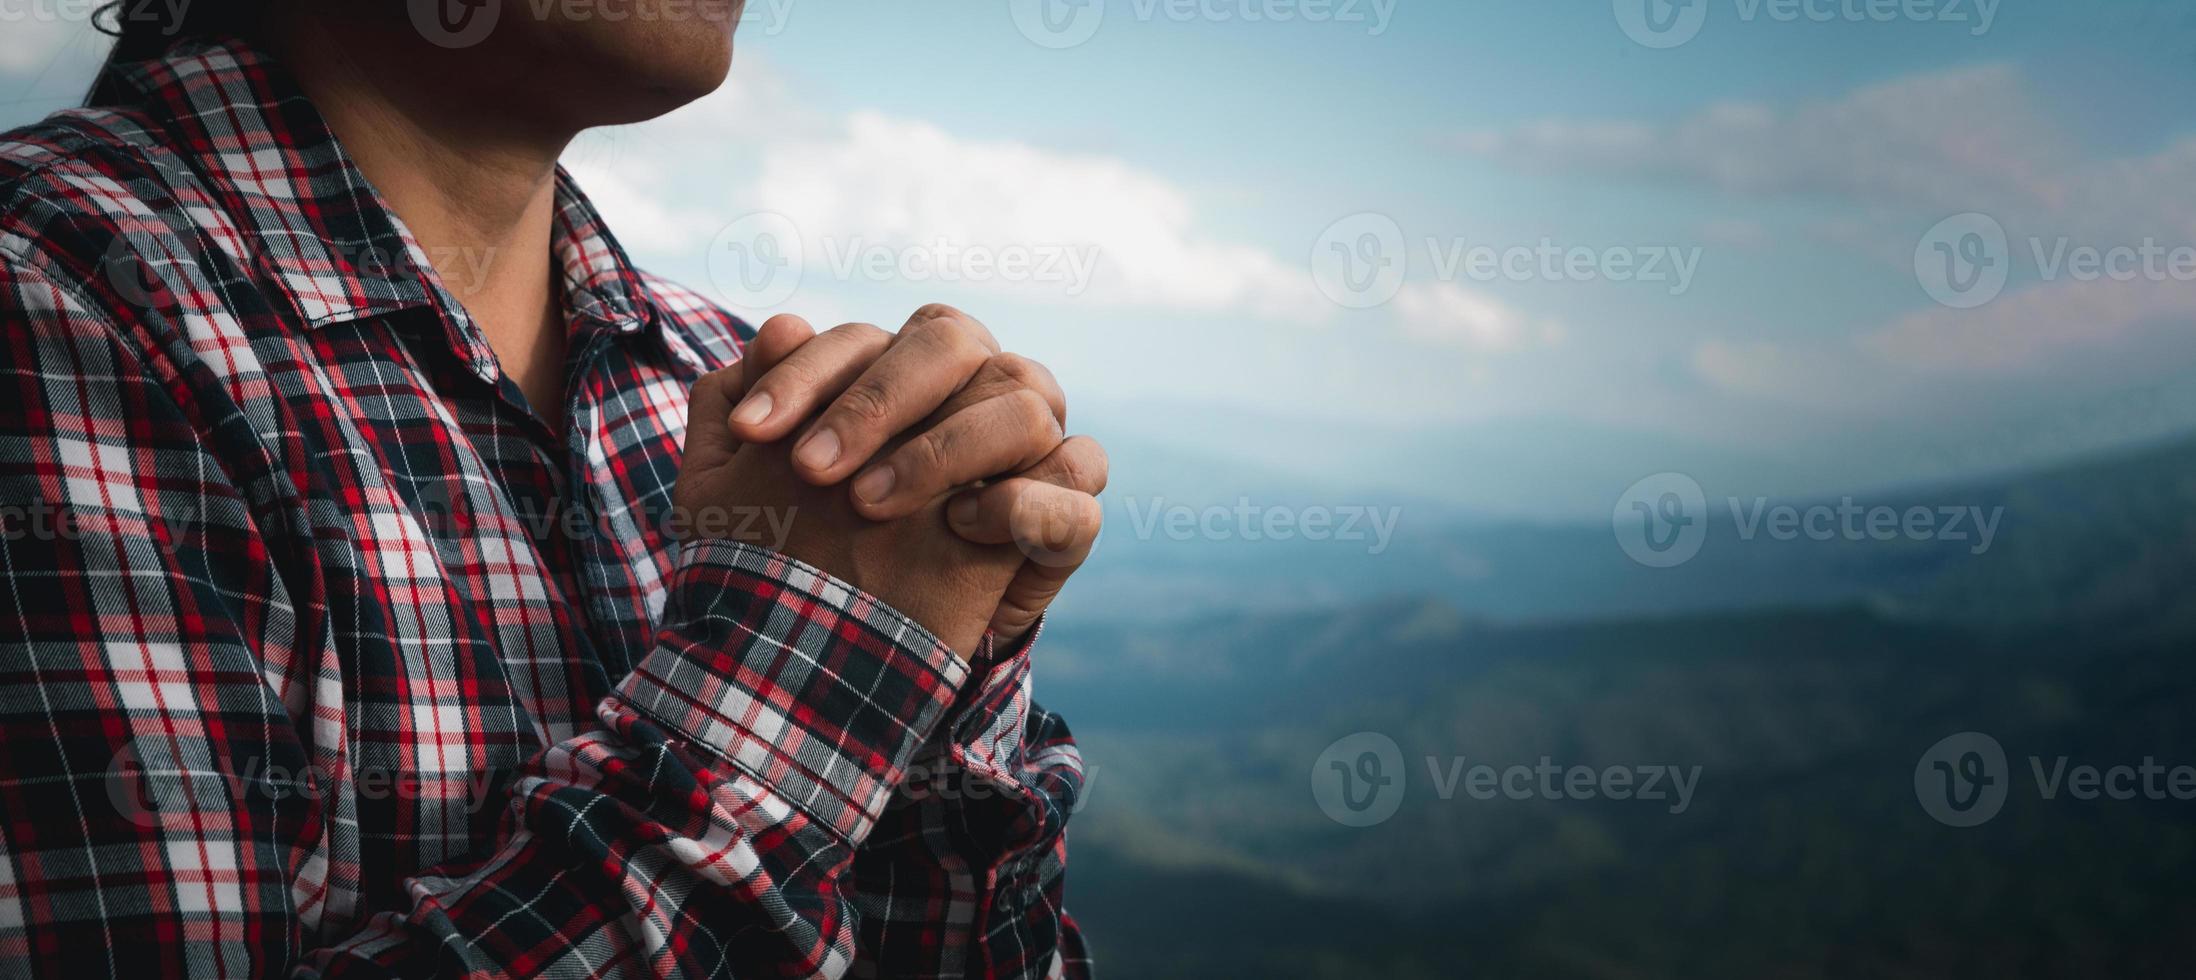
[987,352,1038,384]
[755,359,819,398]
[901,430,957,482]
[1060,439,1110,493]
[901,315,955,344]
[987,352,1066,419]
[833,380,896,426]
[753,313,812,352]
[1079,436,1111,474]
[929,318,992,363]
[1012,389,1065,441]
[911,302,965,325]
[758,312,809,337]
[906,314,985,358]
[829,320,889,344]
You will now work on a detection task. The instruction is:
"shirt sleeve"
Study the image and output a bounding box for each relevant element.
[844,622,1093,979]
[0,254,1084,978]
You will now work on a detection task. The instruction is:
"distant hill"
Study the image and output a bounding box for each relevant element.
[1041,435,2196,978]
[1057,432,2196,640]
[1045,606,2196,978]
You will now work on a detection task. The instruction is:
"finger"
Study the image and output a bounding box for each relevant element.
[1008,435,1108,496]
[735,312,815,382]
[991,497,1100,640]
[726,321,892,442]
[944,475,1102,549]
[791,313,995,485]
[682,363,750,467]
[925,352,1067,430]
[940,481,1102,640]
[903,303,1002,354]
[939,436,1105,539]
[848,389,1064,520]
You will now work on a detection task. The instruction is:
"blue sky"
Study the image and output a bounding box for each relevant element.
[7,1,2196,518]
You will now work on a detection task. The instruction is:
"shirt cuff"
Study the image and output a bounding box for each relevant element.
[613,538,971,841]
[937,617,1041,766]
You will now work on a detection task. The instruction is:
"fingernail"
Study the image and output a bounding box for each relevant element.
[853,466,897,504]
[949,496,980,526]
[730,392,773,427]
[795,428,841,470]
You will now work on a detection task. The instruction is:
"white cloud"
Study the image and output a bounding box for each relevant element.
[1692,268,2196,420]
[570,59,1552,348]
[1691,339,1901,416]
[562,54,823,257]
[744,110,1320,318]
[1452,62,2196,398]
[1391,280,1546,351]
[0,18,83,74]
[0,17,106,119]
[1864,274,2196,373]
[1447,64,2069,214]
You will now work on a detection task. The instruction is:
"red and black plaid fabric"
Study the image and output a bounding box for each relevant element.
[0,34,1086,979]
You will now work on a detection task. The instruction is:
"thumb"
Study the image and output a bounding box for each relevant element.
[683,363,747,470]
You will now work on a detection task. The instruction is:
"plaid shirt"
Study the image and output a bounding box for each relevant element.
[0,35,1086,979]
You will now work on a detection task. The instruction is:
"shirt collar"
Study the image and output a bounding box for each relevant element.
[115,35,659,339]
[548,167,658,335]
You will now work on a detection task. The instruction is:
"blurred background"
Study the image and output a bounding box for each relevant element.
[10,1,2196,975]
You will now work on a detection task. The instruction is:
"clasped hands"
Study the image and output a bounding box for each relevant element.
[675,305,1106,655]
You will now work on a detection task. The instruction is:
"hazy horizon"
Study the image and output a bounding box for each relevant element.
[10,3,2195,519]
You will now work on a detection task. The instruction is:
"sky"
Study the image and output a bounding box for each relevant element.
[6,1,2196,518]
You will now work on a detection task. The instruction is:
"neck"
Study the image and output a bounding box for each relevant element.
[266,13,576,428]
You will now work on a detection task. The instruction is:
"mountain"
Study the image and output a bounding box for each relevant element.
[1038,435,2196,978]
[1056,431,2196,639]
[1075,376,2196,524]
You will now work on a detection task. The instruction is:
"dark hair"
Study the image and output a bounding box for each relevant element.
[87,1,265,106]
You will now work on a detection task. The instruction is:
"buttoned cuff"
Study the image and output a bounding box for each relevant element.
[614,538,969,841]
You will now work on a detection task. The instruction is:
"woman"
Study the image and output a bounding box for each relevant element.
[0,1,1103,975]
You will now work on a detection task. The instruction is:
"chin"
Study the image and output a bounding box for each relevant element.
[612,43,735,122]
[518,18,737,127]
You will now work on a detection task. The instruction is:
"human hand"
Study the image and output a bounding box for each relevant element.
[675,357,1024,654]
[719,306,1106,645]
